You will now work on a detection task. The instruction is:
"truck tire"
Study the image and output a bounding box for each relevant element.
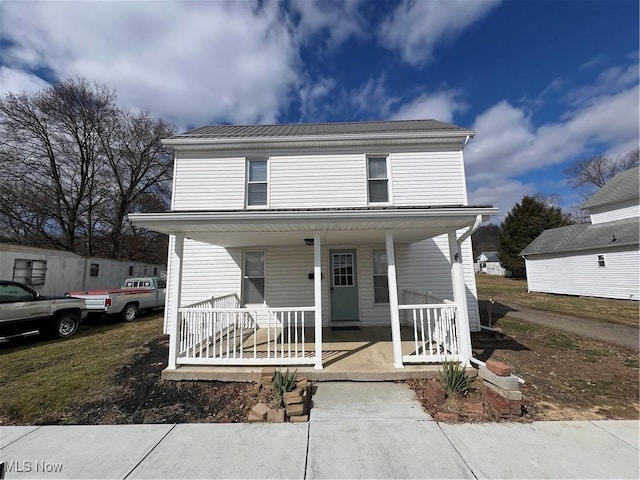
[51,313,80,338]
[121,303,139,322]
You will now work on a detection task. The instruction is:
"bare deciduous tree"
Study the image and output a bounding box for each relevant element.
[0,77,176,263]
[564,148,639,200]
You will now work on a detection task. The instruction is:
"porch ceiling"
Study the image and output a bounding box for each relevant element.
[129,206,497,247]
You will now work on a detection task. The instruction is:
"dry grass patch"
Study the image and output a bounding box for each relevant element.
[475,274,639,326]
[0,313,164,424]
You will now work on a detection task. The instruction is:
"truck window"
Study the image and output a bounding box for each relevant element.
[157,280,166,289]
[144,281,151,287]
[125,281,133,287]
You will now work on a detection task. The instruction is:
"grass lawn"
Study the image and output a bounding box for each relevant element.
[475,274,639,327]
[0,313,164,424]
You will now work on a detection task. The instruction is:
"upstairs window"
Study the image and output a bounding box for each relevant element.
[247,159,268,206]
[367,156,389,203]
[243,251,265,304]
[13,259,47,286]
[372,249,389,304]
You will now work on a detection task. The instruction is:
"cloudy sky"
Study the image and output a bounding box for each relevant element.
[1,0,638,219]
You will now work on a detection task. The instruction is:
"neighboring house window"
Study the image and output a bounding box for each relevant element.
[128,266,134,275]
[13,259,47,286]
[90,263,100,277]
[480,262,487,269]
[367,156,389,203]
[372,249,389,304]
[243,251,265,304]
[153,267,158,276]
[247,159,268,206]
[597,255,606,267]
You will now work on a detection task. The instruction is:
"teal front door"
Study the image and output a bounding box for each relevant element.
[330,249,359,322]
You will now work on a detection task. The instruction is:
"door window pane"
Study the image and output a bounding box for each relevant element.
[332,253,354,287]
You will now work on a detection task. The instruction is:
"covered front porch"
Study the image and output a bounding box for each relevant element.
[163,325,445,381]
[129,206,497,379]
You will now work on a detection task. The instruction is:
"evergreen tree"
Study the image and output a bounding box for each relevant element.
[498,196,573,277]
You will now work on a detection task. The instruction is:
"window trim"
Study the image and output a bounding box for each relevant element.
[12,259,47,286]
[246,158,270,208]
[372,248,390,305]
[366,154,392,205]
[597,254,606,267]
[242,250,266,305]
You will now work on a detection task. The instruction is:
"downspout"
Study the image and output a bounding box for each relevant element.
[455,214,526,384]
[461,135,471,150]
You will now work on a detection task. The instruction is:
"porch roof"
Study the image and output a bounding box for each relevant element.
[129,205,497,247]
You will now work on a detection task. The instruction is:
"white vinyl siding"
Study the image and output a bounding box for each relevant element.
[525,247,640,301]
[396,234,480,332]
[164,237,242,333]
[390,150,466,206]
[589,199,640,225]
[269,153,366,208]
[172,152,246,210]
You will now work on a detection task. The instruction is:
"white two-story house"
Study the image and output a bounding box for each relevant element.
[130,120,497,380]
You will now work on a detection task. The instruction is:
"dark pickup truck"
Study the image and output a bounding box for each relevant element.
[0,281,88,340]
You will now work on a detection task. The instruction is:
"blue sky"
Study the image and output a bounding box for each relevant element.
[1,0,638,219]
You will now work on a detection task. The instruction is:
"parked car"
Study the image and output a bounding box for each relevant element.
[0,280,87,340]
[66,277,166,322]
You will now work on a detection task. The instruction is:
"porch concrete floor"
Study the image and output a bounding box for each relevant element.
[163,326,447,382]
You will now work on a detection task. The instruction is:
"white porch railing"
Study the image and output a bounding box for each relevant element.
[177,298,316,366]
[399,292,462,364]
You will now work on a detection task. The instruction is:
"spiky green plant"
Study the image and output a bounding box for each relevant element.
[273,368,298,405]
[439,359,471,395]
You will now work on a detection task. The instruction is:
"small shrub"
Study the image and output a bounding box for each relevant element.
[273,368,297,404]
[440,360,471,395]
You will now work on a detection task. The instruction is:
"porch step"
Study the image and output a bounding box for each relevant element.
[162,365,444,382]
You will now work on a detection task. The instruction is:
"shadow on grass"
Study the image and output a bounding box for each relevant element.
[474,300,530,362]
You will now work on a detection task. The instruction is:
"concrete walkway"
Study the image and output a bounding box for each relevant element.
[482,300,640,351]
[1,383,638,479]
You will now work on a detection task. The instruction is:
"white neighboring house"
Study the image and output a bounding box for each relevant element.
[0,243,166,296]
[475,251,511,276]
[522,167,639,301]
[130,120,497,375]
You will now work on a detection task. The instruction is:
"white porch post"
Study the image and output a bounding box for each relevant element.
[385,230,404,368]
[447,229,471,366]
[313,233,323,369]
[167,234,184,370]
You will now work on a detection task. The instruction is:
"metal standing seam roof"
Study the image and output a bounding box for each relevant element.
[171,119,472,139]
[582,167,640,209]
[520,217,640,256]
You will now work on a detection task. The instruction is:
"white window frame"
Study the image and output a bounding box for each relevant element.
[242,250,266,305]
[13,259,47,286]
[597,254,606,267]
[366,154,392,205]
[372,248,389,304]
[246,158,269,208]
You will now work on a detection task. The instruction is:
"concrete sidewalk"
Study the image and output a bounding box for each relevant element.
[1,383,639,479]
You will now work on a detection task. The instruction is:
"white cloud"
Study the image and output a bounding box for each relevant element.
[468,179,536,221]
[290,0,367,48]
[1,1,300,129]
[379,0,501,66]
[298,76,337,120]
[466,84,639,183]
[391,90,467,123]
[0,67,50,95]
[350,75,400,118]
[564,62,639,107]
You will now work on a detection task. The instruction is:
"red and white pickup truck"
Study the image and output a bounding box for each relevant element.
[67,277,166,322]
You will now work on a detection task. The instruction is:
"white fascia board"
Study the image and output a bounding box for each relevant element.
[161,130,476,151]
